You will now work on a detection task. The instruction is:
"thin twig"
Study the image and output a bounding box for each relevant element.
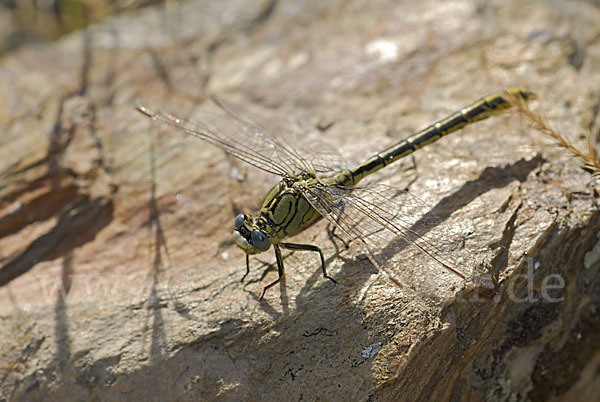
[503,90,600,178]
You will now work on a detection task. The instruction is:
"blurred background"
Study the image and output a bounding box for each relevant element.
[0,0,162,55]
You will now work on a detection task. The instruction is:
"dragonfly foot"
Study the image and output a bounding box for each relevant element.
[328,225,350,249]
[241,254,250,283]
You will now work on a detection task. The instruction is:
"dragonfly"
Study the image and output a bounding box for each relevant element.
[136,89,535,299]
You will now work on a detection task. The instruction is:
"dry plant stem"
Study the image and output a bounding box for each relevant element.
[503,91,600,177]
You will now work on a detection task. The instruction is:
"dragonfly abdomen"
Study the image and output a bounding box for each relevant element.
[347,88,535,184]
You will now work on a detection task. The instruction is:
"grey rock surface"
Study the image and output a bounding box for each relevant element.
[1,0,599,400]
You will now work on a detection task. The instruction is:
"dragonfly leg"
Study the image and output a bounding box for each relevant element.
[328,201,350,249]
[280,242,337,285]
[241,254,250,283]
[328,224,350,249]
[260,244,285,300]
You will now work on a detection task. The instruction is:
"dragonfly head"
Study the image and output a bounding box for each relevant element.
[232,213,271,254]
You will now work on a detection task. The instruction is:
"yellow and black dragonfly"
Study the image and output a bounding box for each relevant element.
[137,89,534,299]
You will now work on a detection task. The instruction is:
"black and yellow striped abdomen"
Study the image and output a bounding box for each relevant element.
[261,88,534,242]
[332,88,535,186]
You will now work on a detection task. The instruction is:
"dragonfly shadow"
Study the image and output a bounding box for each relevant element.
[295,252,346,300]
[379,155,542,287]
[253,245,354,314]
[433,155,541,218]
[325,156,543,301]
[242,252,296,316]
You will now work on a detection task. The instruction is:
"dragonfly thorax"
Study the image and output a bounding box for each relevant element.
[232,174,325,256]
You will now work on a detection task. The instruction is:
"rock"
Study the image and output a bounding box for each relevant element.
[1,0,599,400]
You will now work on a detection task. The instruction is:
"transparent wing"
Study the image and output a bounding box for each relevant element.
[295,138,349,175]
[211,97,349,176]
[136,98,346,177]
[304,182,472,292]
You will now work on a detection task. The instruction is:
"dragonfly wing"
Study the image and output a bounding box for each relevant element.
[304,183,472,293]
[212,97,350,176]
[295,137,349,175]
[136,99,313,177]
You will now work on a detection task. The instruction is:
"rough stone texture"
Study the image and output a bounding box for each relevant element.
[1,0,599,401]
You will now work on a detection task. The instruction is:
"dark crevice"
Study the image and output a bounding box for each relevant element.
[0,183,82,238]
[48,97,74,172]
[0,155,52,181]
[78,27,93,96]
[149,49,173,93]
[53,253,73,374]
[488,200,523,287]
[0,196,114,287]
[240,0,279,33]
[86,103,113,177]
[567,36,585,72]
[1,93,116,237]
[0,166,80,205]
[587,98,600,138]
[100,26,120,106]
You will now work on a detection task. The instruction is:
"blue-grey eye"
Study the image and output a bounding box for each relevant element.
[251,229,271,251]
[234,214,245,230]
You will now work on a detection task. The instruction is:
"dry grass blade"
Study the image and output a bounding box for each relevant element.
[502,90,600,178]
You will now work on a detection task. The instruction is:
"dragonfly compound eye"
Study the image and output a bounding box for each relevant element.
[234,214,246,230]
[251,229,271,252]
